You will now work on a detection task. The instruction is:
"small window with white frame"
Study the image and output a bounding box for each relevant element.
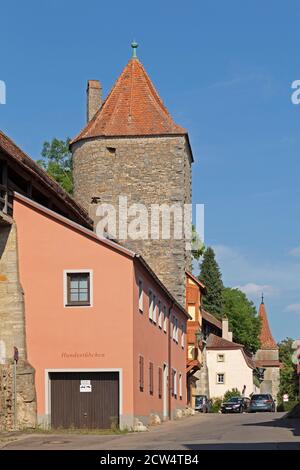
[172,316,176,340]
[174,317,179,343]
[138,279,143,312]
[217,353,225,362]
[149,290,153,321]
[181,323,185,349]
[158,300,162,328]
[217,373,225,384]
[153,293,157,323]
[64,270,93,307]
[179,373,182,399]
[163,305,167,333]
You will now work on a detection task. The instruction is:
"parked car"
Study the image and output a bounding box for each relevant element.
[195,395,210,413]
[249,394,276,412]
[220,396,250,414]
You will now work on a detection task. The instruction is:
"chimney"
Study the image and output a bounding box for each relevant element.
[86,80,102,122]
[222,317,233,341]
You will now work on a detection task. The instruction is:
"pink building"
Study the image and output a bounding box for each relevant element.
[13,192,188,429]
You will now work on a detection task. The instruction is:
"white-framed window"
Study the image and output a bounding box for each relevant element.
[217,353,225,362]
[149,290,153,321]
[217,373,225,384]
[181,323,185,349]
[153,293,157,323]
[63,269,93,307]
[158,300,162,329]
[138,279,143,312]
[179,373,182,399]
[172,316,176,340]
[163,306,167,333]
[173,370,177,397]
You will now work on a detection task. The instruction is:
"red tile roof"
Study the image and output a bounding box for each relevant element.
[206,334,256,369]
[255,360,281,368]
[202,309,222,330]
[71,58,187,144]
[186,271,207,293]
[258,302,278,350]
[0,131,92,228]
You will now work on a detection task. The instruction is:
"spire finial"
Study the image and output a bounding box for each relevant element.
[131,41,138,59]
[261,292,264,304]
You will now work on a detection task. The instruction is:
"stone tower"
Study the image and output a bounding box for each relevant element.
[71,44,193,305]
[254,297,280,399]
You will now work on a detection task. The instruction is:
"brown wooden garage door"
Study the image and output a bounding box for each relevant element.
[50,372,119,429]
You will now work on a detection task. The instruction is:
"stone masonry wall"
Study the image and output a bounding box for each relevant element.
[0,218,36,429]
[72,135,192,305]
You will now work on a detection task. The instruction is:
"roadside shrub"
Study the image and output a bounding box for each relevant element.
[210,397,222,413]
[223,388,242,402]
[277,400,298,412]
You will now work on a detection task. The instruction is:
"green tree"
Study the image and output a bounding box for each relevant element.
[199,247,224,317]
[223,287,261,353]
[278,337,298,403]
[191,224,205,261]
[38,137,73,194]
[223,388,242,402]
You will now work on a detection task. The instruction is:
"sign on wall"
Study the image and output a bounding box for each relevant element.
[80,380,92,392]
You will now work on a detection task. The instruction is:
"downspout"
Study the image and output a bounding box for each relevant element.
[168,302,174,420]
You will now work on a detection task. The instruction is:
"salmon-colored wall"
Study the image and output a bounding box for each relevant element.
[133,265,187,419]
[14,198,135,420]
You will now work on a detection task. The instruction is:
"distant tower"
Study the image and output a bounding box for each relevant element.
[254,298,280,398]
[70,43,193,305]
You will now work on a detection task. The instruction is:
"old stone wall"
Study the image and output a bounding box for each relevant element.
[72,135,192,305]
[0,362,36,430]
[0,217,36,429]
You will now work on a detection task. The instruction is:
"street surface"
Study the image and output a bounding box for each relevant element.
[1,412,300,450]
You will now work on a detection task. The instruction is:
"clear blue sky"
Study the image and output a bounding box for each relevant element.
[1,0,300,342]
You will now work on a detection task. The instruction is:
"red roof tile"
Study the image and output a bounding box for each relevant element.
[71,58,187,144]
[258,302,278,350]
[202,309,222,330]
[206,334,256,369]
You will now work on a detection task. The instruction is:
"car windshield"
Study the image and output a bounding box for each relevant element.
[227,397,241,403]
[196,397,205,404]
[251,394,270,400]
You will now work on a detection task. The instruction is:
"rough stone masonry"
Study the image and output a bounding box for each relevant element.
[72,134,192,305]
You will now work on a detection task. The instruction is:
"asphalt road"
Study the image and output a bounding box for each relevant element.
[1,412,300,450]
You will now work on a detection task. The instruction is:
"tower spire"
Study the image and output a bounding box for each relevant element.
[261,292,264,304]
[131,41,138,59]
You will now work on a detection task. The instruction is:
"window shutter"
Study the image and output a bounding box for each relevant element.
[158,367,162,398]
[149,362,154,395]
[139,356,144,391]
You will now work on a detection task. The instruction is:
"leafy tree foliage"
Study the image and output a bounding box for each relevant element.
[199,247,224,317]
[38,138,73,194]
[191,224,205,261]
[223,388,242,402]
[223,287,261,353]
[278,337,298,403]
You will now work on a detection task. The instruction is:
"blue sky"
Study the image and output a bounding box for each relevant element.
[1,0,300,341]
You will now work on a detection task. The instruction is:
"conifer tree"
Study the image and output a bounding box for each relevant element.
[199,247,224,318]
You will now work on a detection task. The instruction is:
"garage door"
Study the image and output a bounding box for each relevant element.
[50,372,119,429]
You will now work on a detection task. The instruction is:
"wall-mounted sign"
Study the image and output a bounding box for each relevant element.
[80,379,92,392]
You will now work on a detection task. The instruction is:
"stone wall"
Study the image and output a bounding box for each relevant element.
[0,362,36,430]
[72,135,192,305]
[0,216,36,429]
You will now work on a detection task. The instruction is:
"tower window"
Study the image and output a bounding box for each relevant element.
[106,146,116,156]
